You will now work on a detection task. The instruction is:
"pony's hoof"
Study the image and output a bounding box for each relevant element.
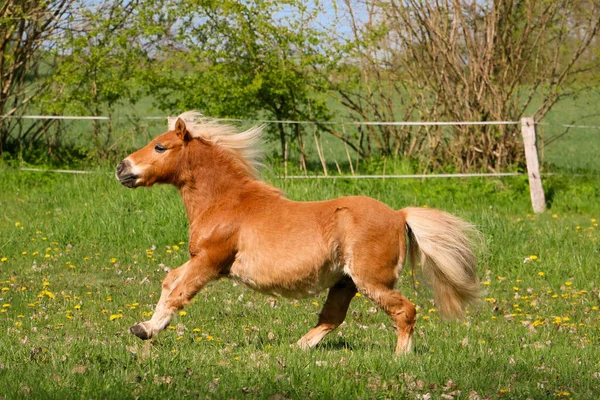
[130,323,151,340]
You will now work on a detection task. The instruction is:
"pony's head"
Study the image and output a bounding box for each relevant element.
[116,112,263,188]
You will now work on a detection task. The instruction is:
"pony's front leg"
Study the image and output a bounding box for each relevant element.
[130,256,218,340]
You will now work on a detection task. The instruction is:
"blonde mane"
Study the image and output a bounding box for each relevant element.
[168,111,264,176]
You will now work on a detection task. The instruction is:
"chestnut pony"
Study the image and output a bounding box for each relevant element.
[116,111,480,354]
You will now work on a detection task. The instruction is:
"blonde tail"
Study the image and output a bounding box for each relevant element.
[400,207,481,319]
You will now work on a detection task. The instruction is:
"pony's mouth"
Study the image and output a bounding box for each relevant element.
[116,160,139,188]
[118,174,139,188]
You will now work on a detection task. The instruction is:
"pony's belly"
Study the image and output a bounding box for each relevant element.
[228,259,344,299]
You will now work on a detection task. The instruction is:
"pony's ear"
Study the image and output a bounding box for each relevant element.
[174,118,191,143]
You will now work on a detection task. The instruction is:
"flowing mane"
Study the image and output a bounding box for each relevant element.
[168,111,264,176]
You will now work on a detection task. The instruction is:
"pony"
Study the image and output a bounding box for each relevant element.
[115,111,481,354]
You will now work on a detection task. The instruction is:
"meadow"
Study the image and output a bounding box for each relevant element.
[0,166,599,399]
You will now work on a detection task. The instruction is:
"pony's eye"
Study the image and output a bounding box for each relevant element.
[154,144,167,154]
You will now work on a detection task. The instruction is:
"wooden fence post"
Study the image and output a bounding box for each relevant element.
[521,117,546,213]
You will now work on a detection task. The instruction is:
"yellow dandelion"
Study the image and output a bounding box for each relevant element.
[17,314,24,318]
[15,321,22,327]
[179,311,187,317]
[312,301,319,306]
[109,314,123,321]
[22,251,27,255]
[1,287,8,292]
[537,272,544,277]
[195,337,202,341]
[15,222,21,227]
[355,293,362,297]
[565,281,572,286]
[172,245,179,251]
[2,303,11,308]
[74,305,81,310]
[1,257,8,262]
[529,255,538,260]
[176,335,183,340]
[110,258,117,263]
[193,328,201,333]
[483,281,490,286]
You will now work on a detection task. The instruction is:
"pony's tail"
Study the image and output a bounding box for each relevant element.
[399,207,482,319]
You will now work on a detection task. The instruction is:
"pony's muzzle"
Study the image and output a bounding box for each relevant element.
[116,160,138,188]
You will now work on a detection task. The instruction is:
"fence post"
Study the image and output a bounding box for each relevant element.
[521,117,546,213]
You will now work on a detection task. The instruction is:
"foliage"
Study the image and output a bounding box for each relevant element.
[1,0,599,172]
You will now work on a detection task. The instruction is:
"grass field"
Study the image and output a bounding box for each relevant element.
[0,167,599,399]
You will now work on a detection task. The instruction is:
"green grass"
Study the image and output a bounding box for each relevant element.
[0,169,599,398]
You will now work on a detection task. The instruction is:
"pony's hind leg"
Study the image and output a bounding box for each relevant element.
[355,280,416,354]
[349,247,416,354]
[297,276,357,350]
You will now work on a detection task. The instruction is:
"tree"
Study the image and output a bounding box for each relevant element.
[144,0,339,169]
[0,0,76,155]
[327,0,600,171]
[38,0,153,159]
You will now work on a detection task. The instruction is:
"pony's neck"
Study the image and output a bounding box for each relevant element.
[177,140,252,223]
